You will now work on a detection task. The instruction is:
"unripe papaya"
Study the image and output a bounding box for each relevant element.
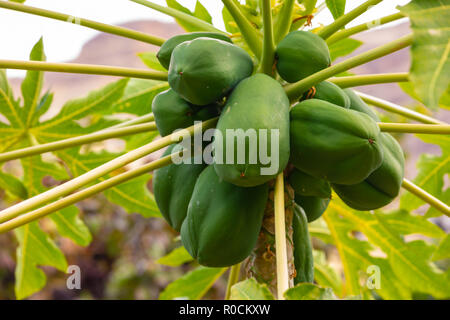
[152,89,219,136]
[153,144,207,232]
[181,166,269,267]
[157,32,232,69]
[293,204,314,284]
[168,38,254,105]
[213,74,290,187]
[332,133,405,210]
[288,169,331,199]
[302,81,350,108]
[290,99,384,185]
[276,31,331,83]
[344,89,380,121]
[295,195,330,223]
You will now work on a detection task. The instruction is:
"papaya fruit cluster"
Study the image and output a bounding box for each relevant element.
[150,31,404,271]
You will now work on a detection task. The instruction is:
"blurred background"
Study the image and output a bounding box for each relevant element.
[0,0,448,299]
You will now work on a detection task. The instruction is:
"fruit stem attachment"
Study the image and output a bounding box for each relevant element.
[0,122,157,163]
[273,0,295,43]
[318,0,383,40]
[0,118,218,224]
[357,92,446,125]
[330,73,409,88]
[327,12,406,44]
[130,0,227,35]
[378,123,450,134]
[225,263,241,300]
[259,0,276,75]
[222,0,263,58]
[0,153,177,233]
[0,0,166,46]
[402,179,450,217]
[274,173,289,299]
[284,34,413,102]
[0,60,168,80]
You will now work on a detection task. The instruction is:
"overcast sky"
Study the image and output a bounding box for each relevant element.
[0,0,410,77]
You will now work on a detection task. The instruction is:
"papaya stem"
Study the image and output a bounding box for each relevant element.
[0,118,218,224]
[357,92,446,125]
[222,0,263,58]
[330,73,409,88]
[110,113,155,129]
[225,263,241,300]
[130,0,227,35]
[284,34,413,102]
[402,179,450,217]
[0,122,157,163]
[378,123,450,134]
[0,59,168,81]
[327,12,407,44]
[274,173,289,299]
[259,0,276,75]
[317,0,383,40]
[273,0,295,44]
[0,0,166,46]
[0,153,178,233]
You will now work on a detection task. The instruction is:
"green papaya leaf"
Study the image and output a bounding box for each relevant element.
[432,234,450,261]
[157,246,194,267]
[284,283,336,300]
[313,250,343,297]
[326,0,346,20]
[0,170,28,199]
[138,52,167,71]
[229,278,274,300]
[159,267,226,300]
[400,134,449,214]
[328,200,450,299]
[166,0,213,32]
[399,0,450,110]
[329,38,363,62]
[399,82,450,110]
[14,222,68,300]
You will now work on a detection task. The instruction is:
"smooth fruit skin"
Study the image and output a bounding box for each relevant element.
[290,99,384,185]
[168,38,254,105]
[157,32,232,69]
[332,133,405,210]
[181,166,269,267]
[276,31,331,83]
[288,168,331,198]
[293,204,314,284]
[213,74,290,187]
[344,89,380,121]
[295,195,330,223]
[153,144,207,232]
[302,81,350,108]
[152,89,219,137]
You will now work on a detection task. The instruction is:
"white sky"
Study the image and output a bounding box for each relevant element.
[0,0,410,77]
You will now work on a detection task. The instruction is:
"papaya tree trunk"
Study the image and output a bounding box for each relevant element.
[243,180,296,298]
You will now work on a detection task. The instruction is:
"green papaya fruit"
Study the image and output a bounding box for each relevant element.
[290,99,384,185]
[293,204,314,284]
[332,133,405,210]
[302,81,350,108]
[288,169,331,198]
[181,166,269,267]
[168,38,254,105]
[213,74,290,187]
[344,89,380,121]
[152,89,219,136]
[295,195,330,223]
[276,31,331,83]
[153,144,207,232]
[157,32,232,69]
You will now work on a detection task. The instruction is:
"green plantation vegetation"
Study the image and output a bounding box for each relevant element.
[0,0,448,300]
